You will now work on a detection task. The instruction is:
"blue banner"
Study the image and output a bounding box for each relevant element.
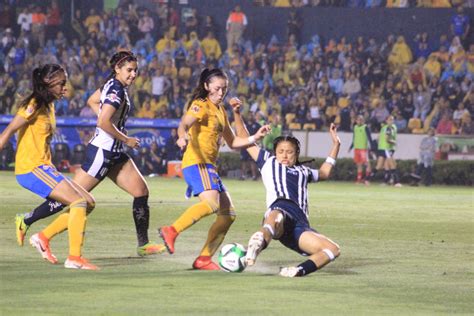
[0,115,180,151]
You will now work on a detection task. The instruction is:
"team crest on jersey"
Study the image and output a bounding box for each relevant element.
[191,103,200,113]
[106,93,121,103]
[26,105,34,115]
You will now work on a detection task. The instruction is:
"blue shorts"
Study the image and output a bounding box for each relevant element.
[81,144,130,180]
[182,163,226,198]
[268,199,317,256]
[16,165,66,198]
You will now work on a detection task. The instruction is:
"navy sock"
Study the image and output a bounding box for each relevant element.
[133,196,150,247]
[297,259,318,276]
[24,199,65,226]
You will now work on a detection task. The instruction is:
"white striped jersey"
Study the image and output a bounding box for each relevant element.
[256,149,319,218]
[89,78,131,152]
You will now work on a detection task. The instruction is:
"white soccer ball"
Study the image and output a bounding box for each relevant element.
[218,243,247,273]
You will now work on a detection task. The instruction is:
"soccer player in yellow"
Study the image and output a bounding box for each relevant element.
[159,68,269,270]
[0,64,98,270]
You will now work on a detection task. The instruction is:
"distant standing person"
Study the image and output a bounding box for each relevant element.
[240,112,261,181]
[410,128,437,186]
[226,5,247,52]
[349,115,374,184]
[375,115,402,187]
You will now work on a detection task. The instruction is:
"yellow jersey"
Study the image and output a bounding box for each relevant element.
[182,98,229,168]
[15,99,56,174]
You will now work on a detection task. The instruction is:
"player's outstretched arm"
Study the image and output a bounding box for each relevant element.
[0,115,28,150]
[229,98,262,161]
[87,89,101,115]
[319,123,341,180]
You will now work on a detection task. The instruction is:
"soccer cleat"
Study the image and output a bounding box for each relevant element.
[279,266,303,278]
[15,214,29,246]
[394,183,403,188]
[158,226,178,254]
[29,233,58,264]
[245,231,265,266]
[192,256,220,270]
[137,242,167,257]
[64,256,99,270]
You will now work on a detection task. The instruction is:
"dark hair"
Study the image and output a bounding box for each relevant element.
[104,50,138,83]
[20,64,66,110]
[273,135,314,166]
[186,68,228,110]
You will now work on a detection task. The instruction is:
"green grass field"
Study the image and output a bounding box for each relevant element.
[0,171,473,315]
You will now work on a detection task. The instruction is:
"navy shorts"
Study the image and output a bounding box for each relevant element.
[81,144,130,180]
[268,199,317,256]
[377,149,395,159]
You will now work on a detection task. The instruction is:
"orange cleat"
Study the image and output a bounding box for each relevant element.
[64,256,99,270]
[158,226,178,254]
[29,233,58,264]
[192,256,220,270]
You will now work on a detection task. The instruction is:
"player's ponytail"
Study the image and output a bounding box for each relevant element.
[21,64,66,110]
[186,68,228,110]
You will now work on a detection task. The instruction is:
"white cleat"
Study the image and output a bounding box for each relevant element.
[245,231,264,266]
[279,266,303,278]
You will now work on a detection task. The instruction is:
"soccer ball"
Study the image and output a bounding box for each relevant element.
[218,243,247,273]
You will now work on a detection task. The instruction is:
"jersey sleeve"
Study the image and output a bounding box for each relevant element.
[186,100,206,121]
[16,101,39,121]
[103,86,125,109]
[308,167,319,183]
[256,148,272,169]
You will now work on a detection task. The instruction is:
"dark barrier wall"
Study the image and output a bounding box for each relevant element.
[180,3,473,49]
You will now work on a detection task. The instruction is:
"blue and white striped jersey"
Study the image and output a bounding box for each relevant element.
[256,148,319,218]
[89,78,131,152]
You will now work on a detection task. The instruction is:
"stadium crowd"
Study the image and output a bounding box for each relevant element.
[0,0,473,143]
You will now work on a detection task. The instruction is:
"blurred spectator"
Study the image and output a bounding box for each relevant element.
[138,9,154,38]
[450,7,470,46]
[436,112,454,134]
[226,5,247,52]
[287,11,302,46]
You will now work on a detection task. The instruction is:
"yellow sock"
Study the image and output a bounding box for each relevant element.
[68,199,87,257]
[172,200,218,233]
[42,213,69,240]
[199,211,236,257]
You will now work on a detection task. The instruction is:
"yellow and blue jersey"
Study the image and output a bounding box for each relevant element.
[182,98,229,169]
[15,99,56,175]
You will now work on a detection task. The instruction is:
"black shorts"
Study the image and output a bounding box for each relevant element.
[269,199,317,256]
[81,144,130,180]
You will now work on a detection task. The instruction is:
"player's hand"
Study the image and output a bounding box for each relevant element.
[329,123,341,146]
[254,124,271,141]
[176,135,188,151]
[229,97,242,113]
[125,136,140,149]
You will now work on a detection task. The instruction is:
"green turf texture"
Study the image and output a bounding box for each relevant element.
[0,171,472,315]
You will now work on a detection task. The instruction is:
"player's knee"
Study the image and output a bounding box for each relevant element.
[206,199,220,214]
[86,197,96,215]
[324,242,340,261]
[219,207,236,222]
